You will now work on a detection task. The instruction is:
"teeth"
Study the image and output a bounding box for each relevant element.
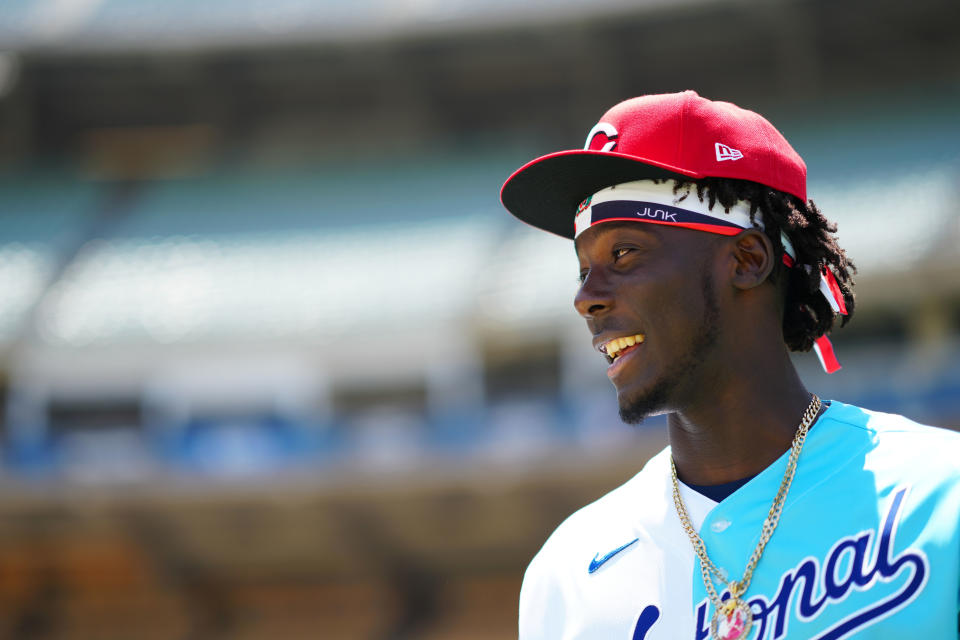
[603,334,645,360]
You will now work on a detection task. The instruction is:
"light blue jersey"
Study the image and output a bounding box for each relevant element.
[519,401,960,639]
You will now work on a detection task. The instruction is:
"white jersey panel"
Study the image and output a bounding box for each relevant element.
[519,449,717,640]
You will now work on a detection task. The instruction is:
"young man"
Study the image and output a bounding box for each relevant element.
[500,91,960,640]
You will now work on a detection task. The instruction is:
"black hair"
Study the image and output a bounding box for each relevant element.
[673,177,856,353]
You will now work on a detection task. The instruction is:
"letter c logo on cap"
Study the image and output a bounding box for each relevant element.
[584,122,618,152]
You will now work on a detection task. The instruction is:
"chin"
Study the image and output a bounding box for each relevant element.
[617,379,673,425]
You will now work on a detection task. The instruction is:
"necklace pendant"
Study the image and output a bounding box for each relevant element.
[710,598,753,640]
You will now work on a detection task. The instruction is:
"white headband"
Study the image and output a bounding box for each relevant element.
[573,179,797,260]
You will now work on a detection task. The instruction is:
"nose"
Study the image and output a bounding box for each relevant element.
[574,267,615,318]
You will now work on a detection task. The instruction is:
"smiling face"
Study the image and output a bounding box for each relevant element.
[574,221,726,423]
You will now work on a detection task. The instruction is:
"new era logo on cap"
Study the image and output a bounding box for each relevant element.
[715,142,743,162]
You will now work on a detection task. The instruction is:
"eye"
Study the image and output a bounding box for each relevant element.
[613,246,633,260]
[578,268,589,284]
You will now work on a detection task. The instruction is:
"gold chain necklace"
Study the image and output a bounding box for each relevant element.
[671,394,821,640]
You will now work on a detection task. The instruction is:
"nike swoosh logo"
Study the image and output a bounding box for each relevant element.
[588,538,639,574]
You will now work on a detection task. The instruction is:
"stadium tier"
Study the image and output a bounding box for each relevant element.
[1,96,959,482]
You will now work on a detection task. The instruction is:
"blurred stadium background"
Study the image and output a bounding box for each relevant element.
[0,0,958,638]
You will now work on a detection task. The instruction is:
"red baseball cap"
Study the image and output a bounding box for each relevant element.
[500,91,807,239]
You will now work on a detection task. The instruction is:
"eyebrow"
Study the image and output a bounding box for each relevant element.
[573,221,661,255]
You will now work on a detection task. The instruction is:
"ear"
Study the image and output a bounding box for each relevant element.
[729,229,774,290]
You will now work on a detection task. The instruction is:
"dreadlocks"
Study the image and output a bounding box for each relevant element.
[672,177,856,353]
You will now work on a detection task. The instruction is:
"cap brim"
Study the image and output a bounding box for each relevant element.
[500,150,701,239]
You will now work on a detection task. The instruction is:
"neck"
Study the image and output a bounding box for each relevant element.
[668,345,814,487]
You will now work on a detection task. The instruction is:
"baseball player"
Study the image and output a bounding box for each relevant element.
[499,91,960,639]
